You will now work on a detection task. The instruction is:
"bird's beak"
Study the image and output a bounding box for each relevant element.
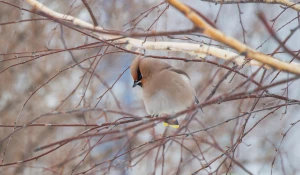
[132,80,141,88]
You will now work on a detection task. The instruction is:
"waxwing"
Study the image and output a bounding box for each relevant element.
[130,57,198,128]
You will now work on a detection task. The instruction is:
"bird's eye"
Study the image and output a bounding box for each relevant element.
[137,68,142,81]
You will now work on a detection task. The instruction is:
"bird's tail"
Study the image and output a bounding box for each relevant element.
[163,119,179,129]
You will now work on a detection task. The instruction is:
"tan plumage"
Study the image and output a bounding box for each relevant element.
[130,57,198,128]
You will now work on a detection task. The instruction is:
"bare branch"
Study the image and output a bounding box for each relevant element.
[25,0,273,67]
[167,0,300,74]
[200,0,300,12]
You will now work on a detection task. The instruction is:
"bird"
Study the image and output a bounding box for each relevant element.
[130,57,199,129]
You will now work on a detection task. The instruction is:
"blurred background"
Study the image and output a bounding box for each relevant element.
[0,0,300,174]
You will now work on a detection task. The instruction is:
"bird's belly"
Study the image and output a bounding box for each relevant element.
[143,90,191,116]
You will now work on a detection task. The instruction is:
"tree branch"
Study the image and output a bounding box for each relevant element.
[200,0,300,12]
[167,0,300,74]
[25,0,300,70]
[81,0,98,26]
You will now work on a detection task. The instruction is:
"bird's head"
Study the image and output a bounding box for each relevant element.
[130,57,143,88]
[130,57,171,88]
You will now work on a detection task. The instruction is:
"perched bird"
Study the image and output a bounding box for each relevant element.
[130,57,199,128]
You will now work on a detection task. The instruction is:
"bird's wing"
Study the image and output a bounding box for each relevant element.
[168,68,191,80]
[168,68,199,104]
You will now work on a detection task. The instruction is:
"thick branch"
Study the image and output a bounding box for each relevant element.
[25,0,300,70]
[167,0,300,74]
[201,0,300,12]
